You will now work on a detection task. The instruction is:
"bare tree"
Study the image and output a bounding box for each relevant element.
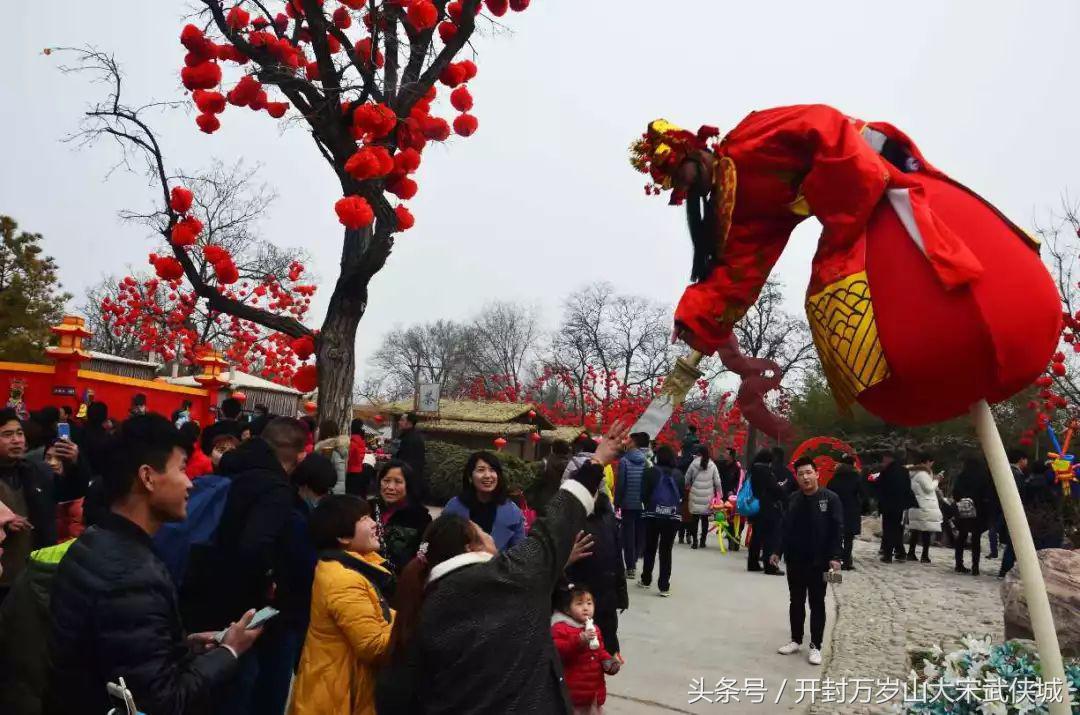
[369,319,473,400]
[546,283,692,415]
[731,279,816,383]
[80,159,310,370]
[465,300,540,392]
[1035,197,1080,405]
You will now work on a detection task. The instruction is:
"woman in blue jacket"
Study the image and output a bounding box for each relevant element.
[442,451,525,551]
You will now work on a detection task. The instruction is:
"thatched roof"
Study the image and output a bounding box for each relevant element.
[418,419,537,438]
[540,425,586,444]
[384,398,554,430]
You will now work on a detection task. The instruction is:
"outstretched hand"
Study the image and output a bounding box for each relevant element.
[567,531,595,566]
[593,418,633,466]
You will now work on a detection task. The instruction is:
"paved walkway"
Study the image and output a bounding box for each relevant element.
[607,540,834,714]
[606,536,1003,714]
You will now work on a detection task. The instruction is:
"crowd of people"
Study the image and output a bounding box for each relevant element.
[0,392,1073,714]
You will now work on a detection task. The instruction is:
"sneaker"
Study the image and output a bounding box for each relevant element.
[841,564,854,571]
[880,556,893,564]
[987,552,998,560]
[764,566,785,576]
[625,568,636,580]
[747,563,763,572]
[920,556,931,564]
[777,641,801,655]
[637,579,651,589]
[971,565,980,576]
[690,543,698,550]
[808,647,823,665]
[658,590,671,598]
[955,564,969,574]
[894,553,907,562]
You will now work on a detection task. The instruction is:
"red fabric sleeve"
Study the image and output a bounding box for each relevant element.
[675,105,896,353]
[551,622,584,660]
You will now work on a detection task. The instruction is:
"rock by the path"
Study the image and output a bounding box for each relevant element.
[1001,547,1080,656]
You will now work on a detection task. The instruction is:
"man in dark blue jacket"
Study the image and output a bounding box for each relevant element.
[615,432,650,579]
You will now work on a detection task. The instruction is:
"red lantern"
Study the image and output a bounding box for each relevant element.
[232,391,247,403]
[493,436,508,451]
[374,414,384,423]
[528,432,541,443]
[527,409,537,420]
[304,400,317,414]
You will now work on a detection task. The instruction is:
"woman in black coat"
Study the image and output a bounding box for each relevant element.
[825,460,863,570]
[377,419,631,715]
[369,459,433,576]
[565,490,627,654]
[951,456,997,575]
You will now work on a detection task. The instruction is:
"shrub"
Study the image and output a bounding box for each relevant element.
[425,440,540,504]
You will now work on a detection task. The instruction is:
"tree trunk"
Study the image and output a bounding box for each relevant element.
[317,291,365,432]
[745,425,758,466]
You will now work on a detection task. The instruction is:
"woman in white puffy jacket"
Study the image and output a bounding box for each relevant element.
[684,446,722,549]
[905,451,942,563]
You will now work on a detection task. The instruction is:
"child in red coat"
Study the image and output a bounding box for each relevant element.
[551,586,621,714]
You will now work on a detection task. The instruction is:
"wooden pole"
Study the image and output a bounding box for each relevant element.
[970,400,1071,714]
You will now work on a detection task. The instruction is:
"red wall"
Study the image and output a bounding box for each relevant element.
[1,362,213,426]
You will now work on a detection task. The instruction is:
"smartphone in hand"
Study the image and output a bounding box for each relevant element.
[56,422,71,441]
[214,606,279,643]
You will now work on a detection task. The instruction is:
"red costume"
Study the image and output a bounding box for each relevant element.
[633,105,1060,426]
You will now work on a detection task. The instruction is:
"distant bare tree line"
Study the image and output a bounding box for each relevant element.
[356,279,816,410]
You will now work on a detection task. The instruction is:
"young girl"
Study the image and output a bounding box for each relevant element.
[551,586,621,715]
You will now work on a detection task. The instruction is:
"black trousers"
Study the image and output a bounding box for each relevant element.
[593,606,620,655]
[690,514,710,546]
[955,520,984,569]
[748,510,779,569]
[908,530,931,558]
[841,530,856,567]
[787,562,828,648]
[880,509,906,558]
[641,519,678,591]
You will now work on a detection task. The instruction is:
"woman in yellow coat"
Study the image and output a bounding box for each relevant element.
[289,495,396,715]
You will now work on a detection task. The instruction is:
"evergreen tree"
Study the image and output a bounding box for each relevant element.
[0,216,70,361]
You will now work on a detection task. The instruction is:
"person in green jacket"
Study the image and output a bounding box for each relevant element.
[0,540,75,715]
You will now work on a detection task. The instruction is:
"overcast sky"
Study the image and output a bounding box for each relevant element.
[4,1,1079,378]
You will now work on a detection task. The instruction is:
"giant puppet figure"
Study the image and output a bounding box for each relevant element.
[632,104,1070,712]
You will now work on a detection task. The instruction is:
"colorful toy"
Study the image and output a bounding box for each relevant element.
[1044,422,1078,497]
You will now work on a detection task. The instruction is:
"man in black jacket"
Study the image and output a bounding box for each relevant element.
[395,411,427,500]
[0,408,88,601]
[199,397,243,455]
[45,414,261,715]
[747,450,786,575]
[875,451,914,562]
[771,457,842,666]
[208,416,306,715]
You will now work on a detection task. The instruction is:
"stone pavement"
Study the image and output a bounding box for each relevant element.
[810,539,1004,715]
[605,536,1003,715]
